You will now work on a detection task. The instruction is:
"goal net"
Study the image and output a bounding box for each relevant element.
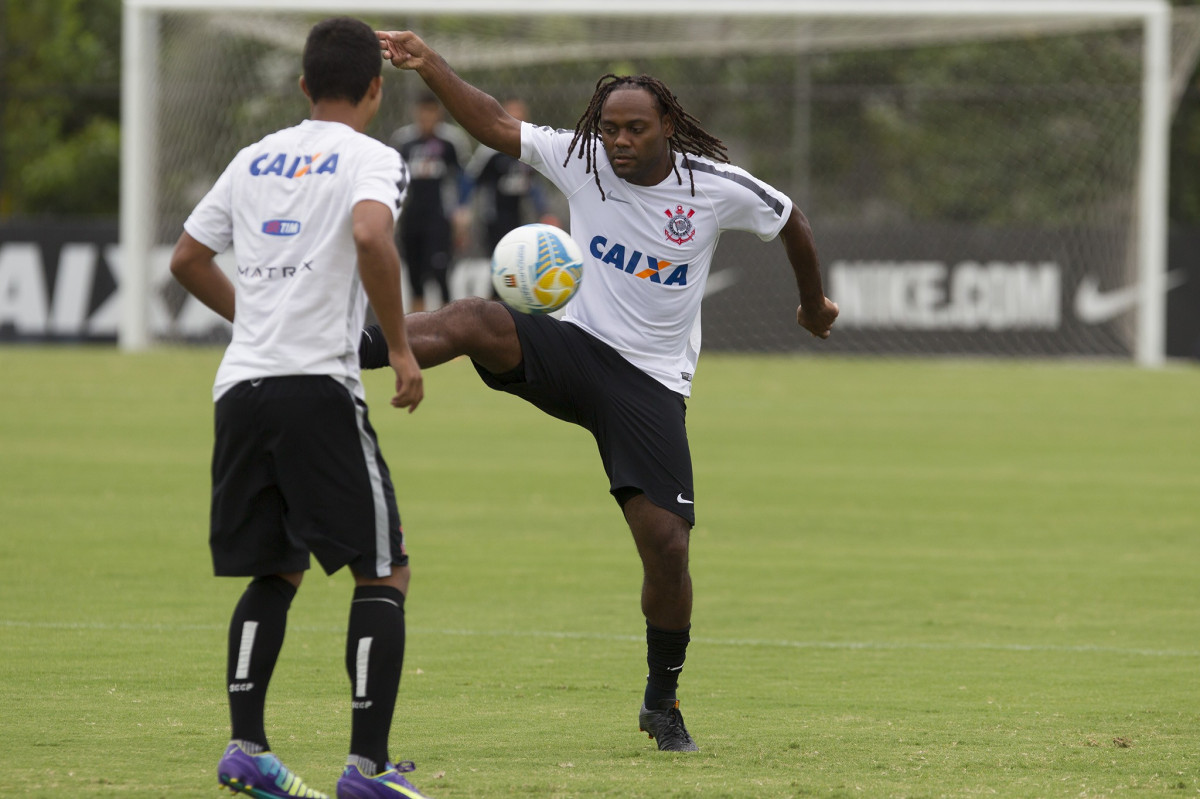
[120,0,1199,363]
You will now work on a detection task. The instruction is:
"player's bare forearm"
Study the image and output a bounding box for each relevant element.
[353,201,424,411]
[353,202,407,349]
[780,207,824,308]
[357,251,407,355]
[378,30,521,158]
[169,232,235,322]
[779,206,838,339]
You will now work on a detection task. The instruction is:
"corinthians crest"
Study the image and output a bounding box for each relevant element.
[664,205,697,245]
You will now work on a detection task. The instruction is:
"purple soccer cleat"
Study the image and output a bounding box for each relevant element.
[337,761,434,799]
[217,742,328,799]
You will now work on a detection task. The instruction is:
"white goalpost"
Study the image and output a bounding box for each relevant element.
[119,0,1180,364]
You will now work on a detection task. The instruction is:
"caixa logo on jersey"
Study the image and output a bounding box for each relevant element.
[249,152,339,178]
[262,219,301,236]
[589,236,690,286]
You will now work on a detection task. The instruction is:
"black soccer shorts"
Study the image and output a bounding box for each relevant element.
[210,375,407,578]
[474,305,696,526]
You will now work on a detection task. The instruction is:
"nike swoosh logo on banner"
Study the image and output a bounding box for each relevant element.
[677,494,694,505]
[1073,269,1187,324]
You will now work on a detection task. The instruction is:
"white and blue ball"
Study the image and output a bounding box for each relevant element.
[491,223,584,314]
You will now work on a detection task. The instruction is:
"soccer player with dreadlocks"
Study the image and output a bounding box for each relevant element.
[366,29,838,752]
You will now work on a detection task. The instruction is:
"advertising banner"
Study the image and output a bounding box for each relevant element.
[0,221,228,343]
[702,223,1194,358]
[1,220,1195,358]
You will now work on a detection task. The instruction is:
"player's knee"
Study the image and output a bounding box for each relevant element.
[643,526,690,572]
[352,564,410,595]
[266,572,303,590]
[459,295,507,325]
[451,296,520,370]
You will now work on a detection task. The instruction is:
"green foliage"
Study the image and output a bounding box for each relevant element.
[2,349,1199,796]
[807,33,1143,225]
[19,117,119,214]
[3,2,1200,223]
[0,0,121,215]
[401,17,1181,228]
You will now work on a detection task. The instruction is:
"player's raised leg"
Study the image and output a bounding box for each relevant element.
[365,297,522,375]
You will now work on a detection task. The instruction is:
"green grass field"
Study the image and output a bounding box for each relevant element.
[2,347,1199,798]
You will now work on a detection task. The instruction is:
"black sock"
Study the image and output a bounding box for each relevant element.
[358,325,389,370]
[226,575,297,748]
[346,585,406,768]
[644,622,691,708]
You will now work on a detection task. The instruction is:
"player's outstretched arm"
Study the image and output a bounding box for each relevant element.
[353,199,424,412]
[779,205,838,339]
[378,30,521,159]
[169,232,235,322]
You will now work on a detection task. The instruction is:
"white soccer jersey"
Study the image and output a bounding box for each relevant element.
[521,122,792,396]
[184,119,407,401]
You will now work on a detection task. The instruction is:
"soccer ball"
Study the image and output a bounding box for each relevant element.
[491,223,584,314]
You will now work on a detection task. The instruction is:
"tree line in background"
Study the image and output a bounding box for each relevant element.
[1,0,121,215]
[3,0,1200,223]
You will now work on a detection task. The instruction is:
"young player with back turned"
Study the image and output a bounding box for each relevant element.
[170,17,436,799]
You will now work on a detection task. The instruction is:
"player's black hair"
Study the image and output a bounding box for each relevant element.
[565,74,729,200]
[302,17,381,105]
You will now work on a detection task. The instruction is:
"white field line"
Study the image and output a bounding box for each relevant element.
[2,619,1198,658]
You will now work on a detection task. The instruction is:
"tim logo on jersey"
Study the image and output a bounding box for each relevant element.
[590,236,691,286]
[249,151,339,178]
[262,219,301,236]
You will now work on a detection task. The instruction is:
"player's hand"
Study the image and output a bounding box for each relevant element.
[377,30,429,71]
[797,297,838,339]
[388,348,424,412]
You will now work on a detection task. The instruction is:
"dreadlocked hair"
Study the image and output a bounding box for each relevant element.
[564,73,729,200]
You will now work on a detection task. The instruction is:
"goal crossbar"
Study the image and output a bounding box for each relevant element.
[123,0,1166,17]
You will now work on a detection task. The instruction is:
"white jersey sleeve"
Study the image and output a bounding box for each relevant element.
[520,122,596,200]
[184,154,240,253]
[354,144,407,216]
[687,159,792,241]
